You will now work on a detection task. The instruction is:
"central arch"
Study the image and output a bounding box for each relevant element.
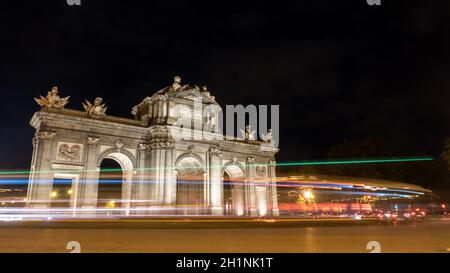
[98,159,122,214]
[175,154,205,215]
[97,149,135,215]
[223,163,246,216]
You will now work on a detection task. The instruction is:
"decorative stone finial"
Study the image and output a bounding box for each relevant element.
[34,86,70,109]
[83,97,107,117]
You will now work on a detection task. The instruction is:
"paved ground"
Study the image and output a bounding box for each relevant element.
[0,218,449,253]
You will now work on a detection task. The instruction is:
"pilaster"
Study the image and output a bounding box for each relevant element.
[26,130,57,208]
[132,143,152,213]
[79,136,100,210]
[246,157,258,216]
[268,159,279,216]
[209,147,223,215]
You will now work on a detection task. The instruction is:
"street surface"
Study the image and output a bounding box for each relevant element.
[0,218,449,253]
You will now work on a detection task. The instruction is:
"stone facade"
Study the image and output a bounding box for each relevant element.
[27,78,279,216]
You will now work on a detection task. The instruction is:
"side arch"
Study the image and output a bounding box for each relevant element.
[174,152,205,172]
[222,161,246,178]
[174,153,206,215]
[96,148,136,216]
[97,148,136,168]
[222,161,246,216]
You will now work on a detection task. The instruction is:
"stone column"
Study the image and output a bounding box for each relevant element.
[245,157,258,216]
[26,137,38,204]
[203,172,209,206]
[233,185,245,216]
[202,171,209,215]
[132,143,151,214]
[153,146,165,204]
[163,145,175,205]
[122,169,133,216]
[27,131,57,209]
[256,186,268,216]
[148,140,174,214]
[209,147,223,215]
[78,136,100,212]
[268,159,279,216]
[148,148,158,203]
[157,148,166,205]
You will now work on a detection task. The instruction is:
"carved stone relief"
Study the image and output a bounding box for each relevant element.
[57,142,83,162]
[255,165,267,178]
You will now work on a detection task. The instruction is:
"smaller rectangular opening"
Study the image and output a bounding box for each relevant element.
[51,178,73,208]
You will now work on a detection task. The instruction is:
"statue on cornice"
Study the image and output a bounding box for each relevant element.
[170,75,182,91]
[241,125,256,141]
[83,97,107,117]
[201,85,211,97]
[34,86,70,109]
[261,129,275,145]
[201,85,216,101]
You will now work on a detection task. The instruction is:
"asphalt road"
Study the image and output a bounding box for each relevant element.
[0,218,449,253]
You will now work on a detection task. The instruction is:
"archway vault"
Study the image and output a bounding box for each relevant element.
[223,162,246,179]
[175,155,206,215]
[175,153,205,173]
[97,148,136,169]
[176,156,205,177]
[97,149,135,215]
[104,152,134,172]
[222,162,246,216]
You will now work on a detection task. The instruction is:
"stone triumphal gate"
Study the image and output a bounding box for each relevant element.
[27,77,279,216]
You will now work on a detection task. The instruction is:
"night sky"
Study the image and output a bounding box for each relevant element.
[1,0,449,169]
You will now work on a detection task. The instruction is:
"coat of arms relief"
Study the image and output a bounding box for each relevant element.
[57,142,83,162]
[255,165,267,179]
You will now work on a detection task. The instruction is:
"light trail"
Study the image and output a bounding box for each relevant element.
[0,156,434,176]
[0,156,438,221]
[274,156,433,166]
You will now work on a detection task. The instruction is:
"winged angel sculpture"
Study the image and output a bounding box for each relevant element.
[83,97,107,117]
[240,125,256,141]
[261,129,275,145]
[34,86,70,109]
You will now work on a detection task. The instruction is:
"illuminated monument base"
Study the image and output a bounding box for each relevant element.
[26,78,279,217]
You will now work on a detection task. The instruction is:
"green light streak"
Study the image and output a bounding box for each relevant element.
[275,157,434,166]
[0,156,433,176]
